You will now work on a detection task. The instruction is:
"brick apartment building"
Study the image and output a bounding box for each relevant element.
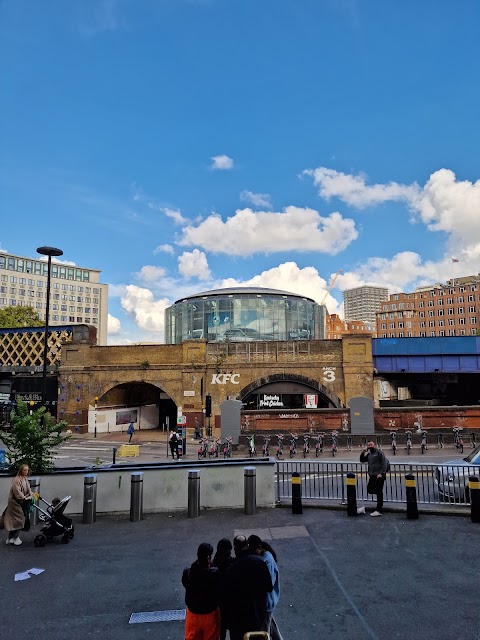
[376,275,480,338]
[326,313,376,339]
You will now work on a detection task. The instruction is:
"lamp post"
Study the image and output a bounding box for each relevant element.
[36,246,63,408]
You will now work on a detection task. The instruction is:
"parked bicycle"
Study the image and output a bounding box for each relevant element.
[453,427,464,453]
[262,435,270,457]
[421,431,428,455]
[331,430,338,457]
[247,434,256,457]
[390,431,397,456]
[223,436,232,458]
[197,438,208,460]
[302,434,310,458]
[289,433,298,458]
[437,433,444,449]
[315,433,324,457]
[405,430,412,455]
[275,434,284,459]
[208,438,219,459]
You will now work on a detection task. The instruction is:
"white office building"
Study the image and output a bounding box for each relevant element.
[0,251,108,345]
[343,285,389,325]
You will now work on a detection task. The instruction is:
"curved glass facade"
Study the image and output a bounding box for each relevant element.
[164,287,326,344]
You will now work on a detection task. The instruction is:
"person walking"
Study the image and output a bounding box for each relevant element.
[3,464,33,546]
[223,534,273,640]
[360,440,388,516]
[248,535,283,640]
[127,422,135,443]
[182,542,221,640]
[169,429,179,459]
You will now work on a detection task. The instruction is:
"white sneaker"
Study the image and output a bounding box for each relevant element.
[370,511,383,517]
[12,537,22,545]
[6,538,13,545]
[357,507,366,515]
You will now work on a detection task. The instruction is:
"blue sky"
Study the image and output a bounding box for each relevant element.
[1,0,480,343]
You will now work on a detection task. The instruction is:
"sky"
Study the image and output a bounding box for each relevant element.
[1,0,480,344]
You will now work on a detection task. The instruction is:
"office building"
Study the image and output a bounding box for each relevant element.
[343,285,389,325]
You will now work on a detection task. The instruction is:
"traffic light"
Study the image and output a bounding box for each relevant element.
[205,394,212,417]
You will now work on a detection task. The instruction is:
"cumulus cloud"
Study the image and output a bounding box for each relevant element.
[136,265,166,283]
[179,207,358,256]
[154,243,175,255]
[107,314,121,335]
[178,250,211,281]
[161,207,187,225]
[240,190,272,209]
[210,154,234,170]
[304,167,419,209]
[121,285,169,333]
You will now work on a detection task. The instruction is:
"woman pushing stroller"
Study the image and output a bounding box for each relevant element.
[2,464,33,546]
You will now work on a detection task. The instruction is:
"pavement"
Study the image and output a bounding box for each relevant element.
[1,505,479,640]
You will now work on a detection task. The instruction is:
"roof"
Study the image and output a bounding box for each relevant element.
[174,286,315,304]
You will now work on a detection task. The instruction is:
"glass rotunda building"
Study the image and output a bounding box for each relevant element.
[164,287,326,344]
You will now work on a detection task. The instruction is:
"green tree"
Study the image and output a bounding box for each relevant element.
[0,306,43,328]
[0,400,69,473]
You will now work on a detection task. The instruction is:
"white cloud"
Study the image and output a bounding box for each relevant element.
[154,244,175,255]
[178,250,211,281]
[240,190,272,209]
[38,256,77,266]
[210,154,234,170]
[179,206,358,256]
[107,314,121,335]
[304,167,419,209]
[121,285,169,334]
[160,207,187,225]
[136,265,166,284]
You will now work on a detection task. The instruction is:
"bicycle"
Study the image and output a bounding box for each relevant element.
[197,438,208,460]
[421,431,428,455]
[208,438,217,459]
[275,434,284,459]
[405,431,412,455]
[302,434,310,458]
[453,427,464,453]
[223,437,232,458]
[390,431,397,456]
[315,433,324,457]
[247,434,256,457]
[331,430,338,457]
[289,434,298,458]
[214,438,221,458]
[262,435,270,457]
[437,433,444,449]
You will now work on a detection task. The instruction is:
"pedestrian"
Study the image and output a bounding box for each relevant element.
[222,534,273,640]
[181,542,221,640]
[212,538,233,640]
[2,464,33,546]
[360,440,388,516]
[248,535,283,640]
[127,422,135,443]
[169,429,179,459]
[194,418,200,440]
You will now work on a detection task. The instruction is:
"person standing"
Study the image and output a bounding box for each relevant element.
[127,422,135,443]
[212,538,233,640]
[3,464,33,546]
[223,535,273,640]
[182,542,221,640]
[169,429,179,459]
[360,440,388,516]
[248,535,283,640]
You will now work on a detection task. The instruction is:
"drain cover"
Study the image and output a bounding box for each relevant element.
[129,609,186,624]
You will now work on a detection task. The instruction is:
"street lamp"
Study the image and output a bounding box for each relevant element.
[36,246,63,408]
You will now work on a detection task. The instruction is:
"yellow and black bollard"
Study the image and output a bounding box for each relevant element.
[346,472,357,516]
[405,473,418,519]
[469,476,480,523]
[292,471,302,514]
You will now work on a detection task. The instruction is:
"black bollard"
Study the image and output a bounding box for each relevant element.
[469,476,480,523]
[346,472,357,516]
[112,447,117,465]
[405,473,418,519]
[292,471,302,514]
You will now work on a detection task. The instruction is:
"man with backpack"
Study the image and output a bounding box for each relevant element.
[169,429,179,460]
[360,440,389,517]
[127,422,135,443]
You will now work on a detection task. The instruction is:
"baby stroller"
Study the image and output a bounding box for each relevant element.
[33,496,75,547]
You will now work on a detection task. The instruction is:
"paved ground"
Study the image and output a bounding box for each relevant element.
[1,505,479,640]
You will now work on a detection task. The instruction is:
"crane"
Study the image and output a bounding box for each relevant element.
[319,269,343,306]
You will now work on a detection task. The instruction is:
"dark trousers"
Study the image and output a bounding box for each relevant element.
[374,476,385,512]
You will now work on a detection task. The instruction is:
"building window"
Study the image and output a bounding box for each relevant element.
[428,310,434,317]
[458,307,464,314]
[428,321,435,327]
[448,319,454,326]
[471,328,477,335]
[76,317,83,322]
[460,329,466,335]
[449,329,455,336]
[398,332,404,337]
[459,318,465,325]
[447,297,453,304]
[470,317,477,324]
[437,299,443,305]
[420,321,425,328]
[448,308,454,315]
[469,306,476,313]
[457,296,464,303]
[439,330,445,336]
[419,312,425,318]
[406,321,412,328]
[468,295,475,302]
[419,332,426,337]
[69,316,75,322]
[437,309,444,316]
[429,331,435,336]
[61,315,67,322]
[389,323,395,329]
[428,300,434,307]
[418,301,424,308]
[398,322,404,328]
[438,320,445,327]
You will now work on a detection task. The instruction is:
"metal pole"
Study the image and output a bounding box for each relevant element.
[188,470,200,518]
[82,474,97,524]
[130,472,144,522]
[292,471,302,514]
[112,447,117,464]
[244,466,256,515]
[29,477,41,526]
[346,472,357,516]
[41,253,52,406]
[469,476,480,523]
[405,473,418,520]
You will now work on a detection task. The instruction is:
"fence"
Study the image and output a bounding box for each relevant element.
[276,460,479,507]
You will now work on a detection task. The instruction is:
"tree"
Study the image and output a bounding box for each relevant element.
[0,306,43,328]
[0,400,69,473]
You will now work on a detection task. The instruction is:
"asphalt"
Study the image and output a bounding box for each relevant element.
[1,505,479,640]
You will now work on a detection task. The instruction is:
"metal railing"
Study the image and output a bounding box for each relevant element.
[276,460,479,507]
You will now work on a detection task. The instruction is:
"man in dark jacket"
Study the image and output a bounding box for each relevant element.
[182,542,220,639]
[223,535,273,640]
[360,440,388,517]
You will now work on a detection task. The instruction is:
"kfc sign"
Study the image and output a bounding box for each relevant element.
[211,373,240,385]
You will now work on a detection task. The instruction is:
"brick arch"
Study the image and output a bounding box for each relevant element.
[238,373,344,408]
[95,379,179,408]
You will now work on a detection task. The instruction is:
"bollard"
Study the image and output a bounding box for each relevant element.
[29,477,41,526]
[244,467,256,515]
[405,473,418,520]
[112,447,117,464]
[292,471,302,514]
[83,474,97,524]
[188,470,200,518]
[469,476,480,523]
[130,472,144,522]
[346,472,357,516]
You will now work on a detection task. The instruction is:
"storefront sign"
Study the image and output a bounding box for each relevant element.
[183,390,195,397]
[259,394,284,408]
[279,414,299,419]
[211,373,240,384]
[304,394,318,408]
[322,367,336,382]
[15,393,42,403]
[0,392,11,403]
